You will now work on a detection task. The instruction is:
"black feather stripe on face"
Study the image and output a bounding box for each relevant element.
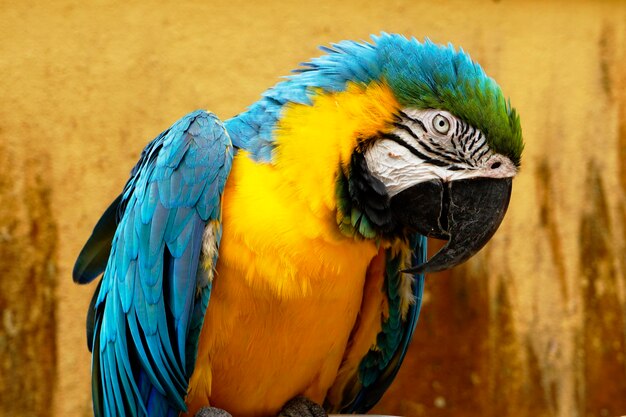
[335,138,405,239]
[350,150,393,228]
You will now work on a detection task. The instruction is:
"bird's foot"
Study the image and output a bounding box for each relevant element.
[278,396,327,417]
[195,407,233,417]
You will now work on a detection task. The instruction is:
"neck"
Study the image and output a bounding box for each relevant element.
[227,82,400,220]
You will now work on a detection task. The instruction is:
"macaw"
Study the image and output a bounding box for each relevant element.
[73,33,523,417]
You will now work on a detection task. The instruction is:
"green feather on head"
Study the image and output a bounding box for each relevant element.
[377,35,524,166]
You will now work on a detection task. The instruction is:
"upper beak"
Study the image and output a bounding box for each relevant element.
[390,177,512,273]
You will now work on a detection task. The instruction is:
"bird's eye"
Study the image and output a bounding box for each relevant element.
[432,114,451,134]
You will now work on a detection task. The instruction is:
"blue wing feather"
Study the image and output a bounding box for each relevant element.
[73,195,123,285]
[340,235,427,413]
[80,110,233,417]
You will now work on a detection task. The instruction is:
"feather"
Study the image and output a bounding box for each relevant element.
[346,236,427,413]
[73,194,122,283]
[225,33,522,167]
[84,110,234,417]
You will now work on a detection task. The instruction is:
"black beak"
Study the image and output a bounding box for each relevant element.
[391,177,512,273]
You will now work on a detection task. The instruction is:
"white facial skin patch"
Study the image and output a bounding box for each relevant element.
[364,108,518,197]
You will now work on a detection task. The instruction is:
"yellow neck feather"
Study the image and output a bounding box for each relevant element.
[217,81,400,299]
[273,81,400,215]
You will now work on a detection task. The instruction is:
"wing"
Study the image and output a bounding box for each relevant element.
[325,235,427,413]
[74,110,233,417]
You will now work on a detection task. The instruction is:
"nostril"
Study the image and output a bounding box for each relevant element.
[491,162,501,169]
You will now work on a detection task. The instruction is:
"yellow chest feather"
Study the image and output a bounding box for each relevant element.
[185,83,400,416]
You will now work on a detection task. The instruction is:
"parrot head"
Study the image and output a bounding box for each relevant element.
[230,33,523,274]
[365,108,517,273]
[331,35,523,273]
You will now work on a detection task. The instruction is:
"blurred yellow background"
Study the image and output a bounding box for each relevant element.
[1,1,625,417]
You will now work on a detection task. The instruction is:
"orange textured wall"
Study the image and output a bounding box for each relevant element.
[0,1,625,417]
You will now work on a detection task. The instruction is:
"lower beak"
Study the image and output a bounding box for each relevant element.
[390,177,512,273]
